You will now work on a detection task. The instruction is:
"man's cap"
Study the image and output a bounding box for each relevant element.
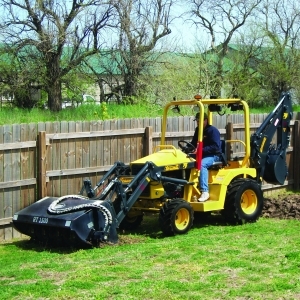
[194,112,208,121]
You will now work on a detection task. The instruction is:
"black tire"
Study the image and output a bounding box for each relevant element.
[119,213,144,230]
[159,198,194,236]
[222,178,264,224]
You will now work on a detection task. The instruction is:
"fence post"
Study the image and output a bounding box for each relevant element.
[37,131,47,199]
[226,122,233,160]
[144,126,153,156]
[293,120,300,190]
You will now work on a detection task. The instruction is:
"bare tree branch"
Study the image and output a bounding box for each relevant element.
[110,0,174,100]
[0,0,113,111]
[188,0,262,96]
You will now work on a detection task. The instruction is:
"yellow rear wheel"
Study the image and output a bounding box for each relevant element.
[240,189,258,214]
[222,179,264,224]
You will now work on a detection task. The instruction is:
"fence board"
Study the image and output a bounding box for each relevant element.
[44,123,53,197]
[0,125,4,240]
[67,121,76,194]
[82,121,90,169]
[20,124,29,211]
[110,119,118,163]
[60,121,68,195]
[123,119,130,163]
[136,121,143,159]
[103,120,111,166]
[12,124,21,211]
[3,125,13,239]
[38,132,47,199]
[72,122,82,193]
[130,118,139,163]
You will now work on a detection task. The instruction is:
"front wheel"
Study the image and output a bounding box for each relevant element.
[159,198,194,236]
[222,178,264,224]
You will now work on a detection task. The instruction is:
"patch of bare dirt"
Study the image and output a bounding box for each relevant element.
[262,194,300,220]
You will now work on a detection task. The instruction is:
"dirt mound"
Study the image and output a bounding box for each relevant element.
[262,194,300,220]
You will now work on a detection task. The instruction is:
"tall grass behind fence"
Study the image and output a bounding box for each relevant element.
[1,113,299,241]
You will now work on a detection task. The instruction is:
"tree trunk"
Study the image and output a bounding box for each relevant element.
[47,80,62,111]
[123,66,139,103]
[46,53,62,111]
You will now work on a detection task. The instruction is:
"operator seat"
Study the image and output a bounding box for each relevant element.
[208,140,227,169]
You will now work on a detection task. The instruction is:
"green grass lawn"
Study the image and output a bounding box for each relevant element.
[1,214,300,300]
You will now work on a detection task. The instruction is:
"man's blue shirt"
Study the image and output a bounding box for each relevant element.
[191,124,221,157]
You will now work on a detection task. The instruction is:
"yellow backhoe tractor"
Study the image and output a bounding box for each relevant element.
[13,92,293,247]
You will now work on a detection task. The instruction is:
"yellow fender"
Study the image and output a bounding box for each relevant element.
[189,167,257,212]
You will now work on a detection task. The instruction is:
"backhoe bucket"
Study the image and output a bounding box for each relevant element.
[263,152,287,185]
[12,196,118,247]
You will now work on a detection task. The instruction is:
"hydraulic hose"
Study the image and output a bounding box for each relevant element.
[47,195,113,229]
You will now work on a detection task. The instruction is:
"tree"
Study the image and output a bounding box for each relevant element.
[82,50,125,103]
[108,0,174,103]
[0,0,113,111]
[188,0,262,97]
[256,0,300,103]
[139,52,201,104]
[0,43,45,108]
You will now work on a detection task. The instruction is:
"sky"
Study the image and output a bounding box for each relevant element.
[163,2,211,52]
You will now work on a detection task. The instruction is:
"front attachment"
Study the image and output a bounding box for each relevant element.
[13,196,118,247]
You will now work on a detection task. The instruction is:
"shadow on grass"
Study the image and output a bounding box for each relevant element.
[5,212,229,252]
[117,213,163,241]
[193,211,228,227]
[118,211,229,241]
[5,238,91,253]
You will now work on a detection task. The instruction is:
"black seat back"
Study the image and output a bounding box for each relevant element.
[219,140,227,166]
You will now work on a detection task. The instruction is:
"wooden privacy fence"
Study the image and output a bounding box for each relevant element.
[37,128,151,199]
[1,114,300,241]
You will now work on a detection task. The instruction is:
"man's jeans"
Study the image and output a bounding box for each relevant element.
[199,155,220,192]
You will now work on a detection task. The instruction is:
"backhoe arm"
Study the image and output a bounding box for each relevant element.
[250,92,293,185]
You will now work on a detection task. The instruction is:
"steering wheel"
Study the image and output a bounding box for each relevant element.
[178,140,196,154]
